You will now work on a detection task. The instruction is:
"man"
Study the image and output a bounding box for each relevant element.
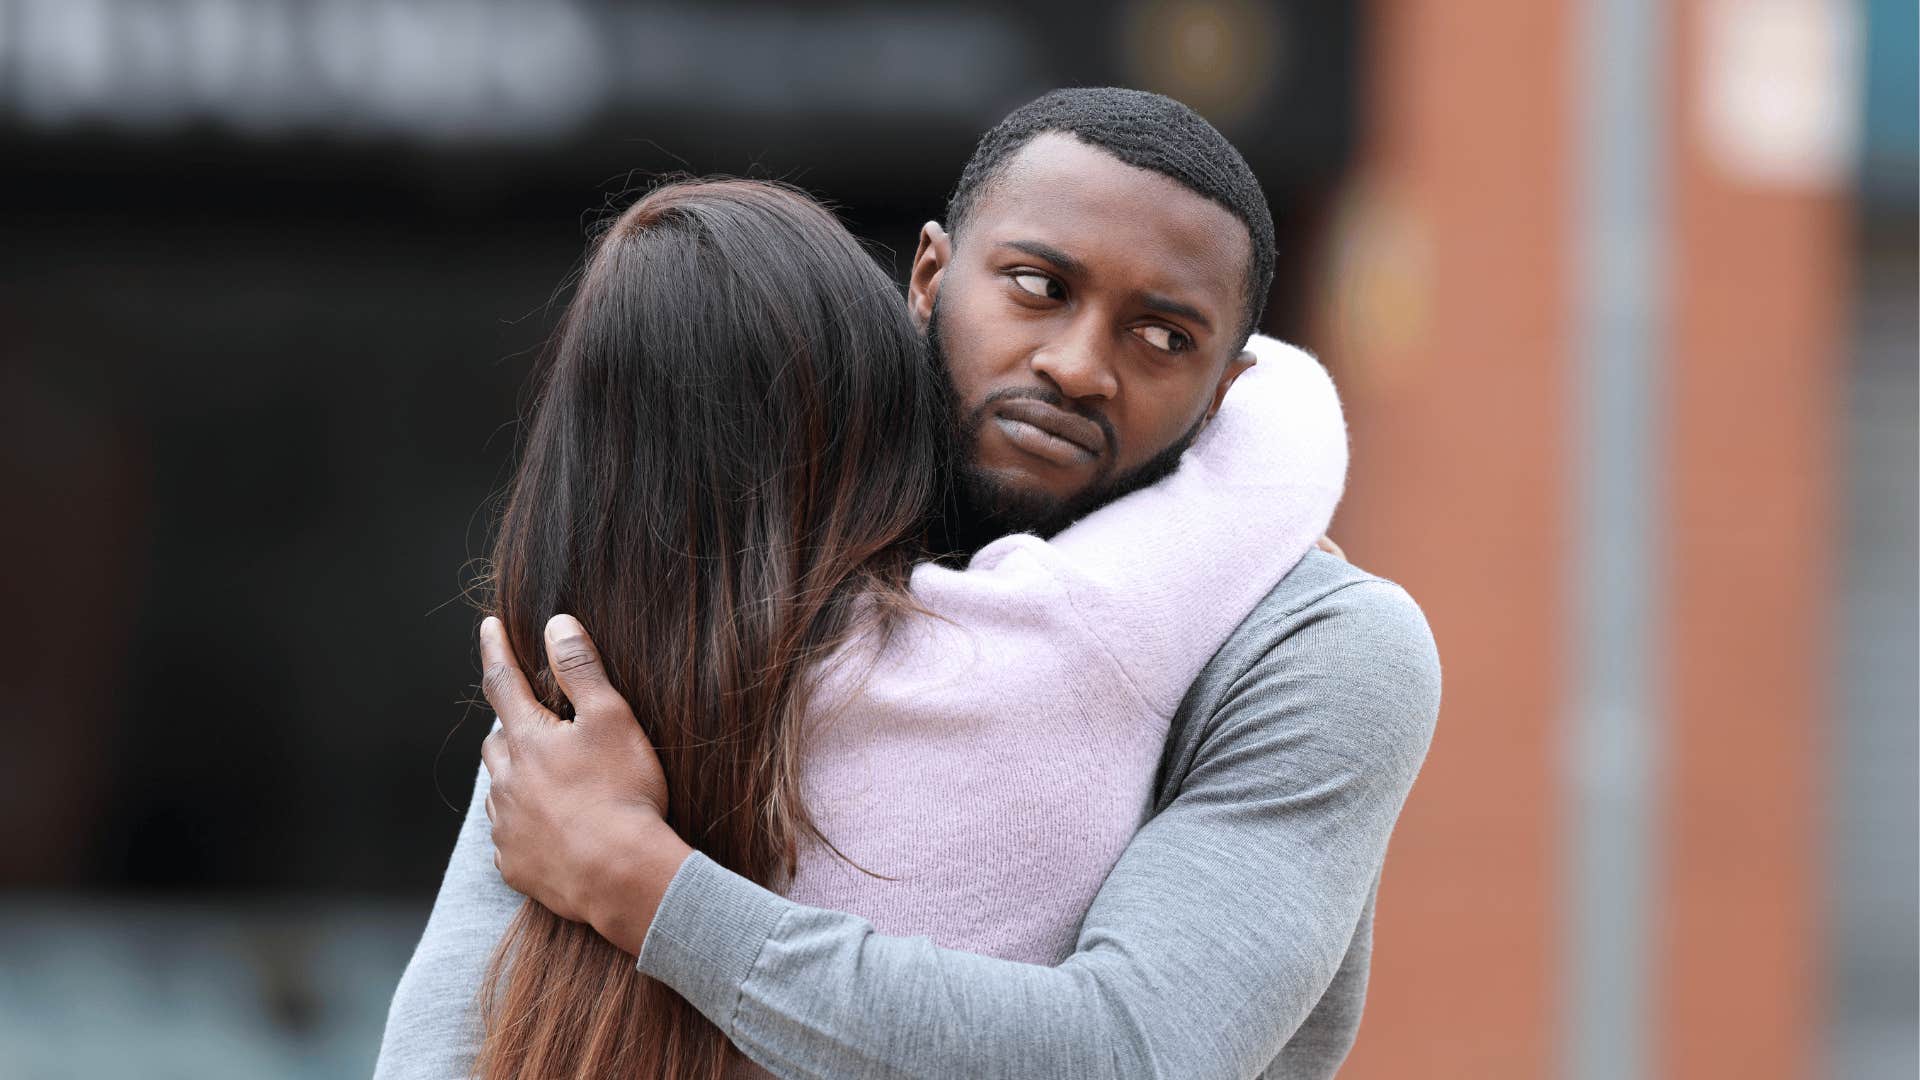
[378,88,1439,1079]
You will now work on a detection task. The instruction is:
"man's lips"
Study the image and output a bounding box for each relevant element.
[990,395,1113,466]
[995,399,1106,455]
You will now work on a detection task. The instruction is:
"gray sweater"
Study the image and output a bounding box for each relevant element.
[374,552,1440,1079]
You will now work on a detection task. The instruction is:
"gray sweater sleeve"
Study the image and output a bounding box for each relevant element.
[373,759,523,1080]
[638,578,1441,1080]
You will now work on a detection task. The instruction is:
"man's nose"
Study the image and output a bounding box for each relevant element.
[1029,322,1119,402]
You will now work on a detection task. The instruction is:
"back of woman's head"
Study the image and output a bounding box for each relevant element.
[480,178,949,1079]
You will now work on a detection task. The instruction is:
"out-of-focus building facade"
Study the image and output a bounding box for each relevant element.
[1323,2,1913,1077]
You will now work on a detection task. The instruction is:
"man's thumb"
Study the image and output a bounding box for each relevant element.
[544,614,619,720]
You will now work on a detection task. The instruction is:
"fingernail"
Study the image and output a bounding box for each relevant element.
[546,613,578,639]
[480,616,500,637]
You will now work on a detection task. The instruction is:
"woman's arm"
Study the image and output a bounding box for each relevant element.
[637,577,1439,1079]
[937,335,1347,717]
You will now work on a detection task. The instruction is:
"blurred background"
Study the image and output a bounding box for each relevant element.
[0,0,1911,1077]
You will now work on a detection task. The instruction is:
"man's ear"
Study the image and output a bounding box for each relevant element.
[907,221,951,331]
[1199,349,1258,429]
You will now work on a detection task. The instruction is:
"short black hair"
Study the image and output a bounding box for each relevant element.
[946,87,1276,347]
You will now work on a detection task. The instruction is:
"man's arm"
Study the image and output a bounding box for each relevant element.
[485,579,1439,1079]
[376,607,682,1080]
[373,759,524,1080]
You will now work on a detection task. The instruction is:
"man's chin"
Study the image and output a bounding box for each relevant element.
[972,460,1093,507]
[956,466,1084,540]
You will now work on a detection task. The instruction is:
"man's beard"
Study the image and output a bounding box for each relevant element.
[929,298,1206,545]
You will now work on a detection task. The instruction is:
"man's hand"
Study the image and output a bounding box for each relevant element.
[1315,535,1347,561]
[478,613,692,956]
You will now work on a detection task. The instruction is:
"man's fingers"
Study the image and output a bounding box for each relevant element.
[544,614,624,722]
[479,616,553,735]
[1315,534,1347,561]
[480,725,508,782]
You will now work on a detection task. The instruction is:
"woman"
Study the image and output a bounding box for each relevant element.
[403,178,1344,1078]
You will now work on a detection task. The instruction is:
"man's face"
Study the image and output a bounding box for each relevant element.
[909,133,1256,536]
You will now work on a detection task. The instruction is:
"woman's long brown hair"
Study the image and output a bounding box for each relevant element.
[476,179,950,1078]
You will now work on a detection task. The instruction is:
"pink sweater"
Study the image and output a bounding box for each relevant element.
[782,336,1349,964]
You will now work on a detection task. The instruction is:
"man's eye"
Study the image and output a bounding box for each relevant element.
[1134,325,1193,353]
[1011,272,1062,300]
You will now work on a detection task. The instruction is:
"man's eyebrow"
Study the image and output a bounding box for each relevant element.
[1141,293,1213,333]
[998,239,1086,277]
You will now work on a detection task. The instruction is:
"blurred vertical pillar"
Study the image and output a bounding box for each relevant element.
[1566,0,1666,1076]
[1655,2,1847,1077]
[1312,1,1569,1076]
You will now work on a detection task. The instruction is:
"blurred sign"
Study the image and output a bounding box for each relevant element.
[1,0,1032,140]
[0,0,1357,191]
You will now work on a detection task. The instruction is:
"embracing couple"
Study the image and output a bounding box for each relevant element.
[375,87,1440,1080]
